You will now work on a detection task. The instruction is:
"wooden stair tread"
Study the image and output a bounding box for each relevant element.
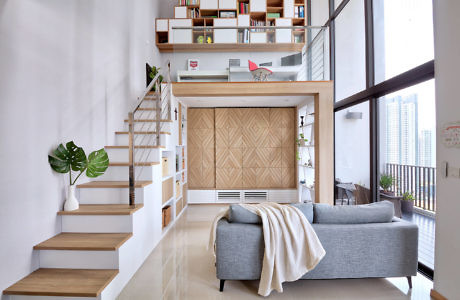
[105,145,165,149]
[115,131,171,135]
[137,107,158,110]
[109,162,160,166]
[124,119,173,123]
[77,181,152,188]
[58,204,144,215]
[3,268,118,297]
[34,233,132,251]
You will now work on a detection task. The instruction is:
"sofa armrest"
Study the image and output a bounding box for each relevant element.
[216,218,264,280]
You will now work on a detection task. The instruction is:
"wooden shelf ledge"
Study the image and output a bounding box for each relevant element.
[123,119,173,123]
[76,181,152,189]
[33,233,132,251]
[58,204,144,216]
[109,162,160,167]
[3,268,118,297]
[156,43,305,53]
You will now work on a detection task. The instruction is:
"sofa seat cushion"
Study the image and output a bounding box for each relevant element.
[228,203,313,224]
[313,201,394,224]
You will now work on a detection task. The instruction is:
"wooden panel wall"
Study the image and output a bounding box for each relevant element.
[187,108,215,188]
[215,108,296,189]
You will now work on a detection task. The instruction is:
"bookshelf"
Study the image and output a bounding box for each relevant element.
[155,0,308,52]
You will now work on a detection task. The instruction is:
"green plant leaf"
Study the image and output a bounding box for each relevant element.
[86,149,109,178]
[48,141,87,174]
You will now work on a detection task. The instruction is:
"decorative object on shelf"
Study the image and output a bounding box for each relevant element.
[220,11,236,18]
[48,141,109,211]
[187,59,199,71]
[300,116,304,127]
[197,35,204,44]
[401,192,415,214]
[379,173,394,196]
[207,36,213,44]
[249,60,272,82]
[174,107,178,120]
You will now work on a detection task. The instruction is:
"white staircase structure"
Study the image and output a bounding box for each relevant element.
[3,65,187,299]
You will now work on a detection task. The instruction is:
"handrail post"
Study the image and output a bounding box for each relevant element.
[156,79,161,146]
[128,112,135,206]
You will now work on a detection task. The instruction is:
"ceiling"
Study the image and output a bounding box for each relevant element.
[177,95,314,107]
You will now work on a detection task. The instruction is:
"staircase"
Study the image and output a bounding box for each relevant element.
[3,67,178,299]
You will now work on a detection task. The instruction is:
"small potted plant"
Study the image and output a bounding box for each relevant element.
[379,173,394,196]
[401,192,415,214]
[48,141,109,211]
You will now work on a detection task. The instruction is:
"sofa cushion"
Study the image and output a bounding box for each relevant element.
[228,203,314,224]
[313,201,395,224]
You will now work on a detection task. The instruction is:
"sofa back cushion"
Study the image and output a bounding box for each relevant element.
[313,201,394,224]
[228,203,314,224]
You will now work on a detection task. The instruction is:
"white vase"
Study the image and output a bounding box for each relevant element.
[64,185,79,211]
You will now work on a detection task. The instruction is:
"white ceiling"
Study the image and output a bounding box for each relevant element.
[177,96,314,107]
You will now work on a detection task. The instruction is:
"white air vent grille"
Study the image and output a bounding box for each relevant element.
[217,191,241,202]
[244,191,268,202]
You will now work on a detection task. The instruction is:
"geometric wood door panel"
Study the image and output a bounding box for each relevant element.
[188,108,215,188]
[214,108,296,189]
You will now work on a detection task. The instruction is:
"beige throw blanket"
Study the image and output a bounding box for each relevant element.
[209,202,326,297]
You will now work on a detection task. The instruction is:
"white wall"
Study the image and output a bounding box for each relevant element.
[433,1,460,298]
[0,0,162,295]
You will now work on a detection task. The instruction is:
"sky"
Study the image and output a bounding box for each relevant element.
[382,0,435,132]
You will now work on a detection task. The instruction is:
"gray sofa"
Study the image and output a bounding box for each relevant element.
[215,201,418,292]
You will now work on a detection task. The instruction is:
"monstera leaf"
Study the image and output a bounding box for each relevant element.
[48,141,87,174]
[86,149,109,178]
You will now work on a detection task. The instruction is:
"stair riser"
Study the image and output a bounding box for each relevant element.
[123,122,171,131]
[105,148,161,162]
[115,133,168,147]
[62,215,133,233]
[78,187,144,204]
[98,166,153,181]
[39,250,119,269]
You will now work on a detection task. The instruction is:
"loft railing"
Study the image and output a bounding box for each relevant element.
[385,163,436,212]
[128,61,171,205]
[170,25,328,81]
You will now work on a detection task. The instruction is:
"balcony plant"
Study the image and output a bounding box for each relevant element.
[379,173,394,196]
[401,192,415,214]
[48,141,109,211]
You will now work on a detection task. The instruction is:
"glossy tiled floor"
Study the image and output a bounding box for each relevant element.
[118,205,434,300]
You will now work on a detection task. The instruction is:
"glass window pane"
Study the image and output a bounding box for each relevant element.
[335,0,366,101]
[378,79,436,269]
[335,101,370,205]
[374,0,434,83]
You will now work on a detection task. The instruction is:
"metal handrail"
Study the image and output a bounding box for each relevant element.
[172,25,327,30]
[128,61,171,205]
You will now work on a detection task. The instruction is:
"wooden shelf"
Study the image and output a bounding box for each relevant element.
[157,42,305,52]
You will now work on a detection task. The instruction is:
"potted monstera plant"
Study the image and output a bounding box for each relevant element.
[48,141,109,211]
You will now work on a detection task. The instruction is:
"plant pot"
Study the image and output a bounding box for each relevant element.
[381,190,395,196]
[64,185,79,211]
[401,200,414,214]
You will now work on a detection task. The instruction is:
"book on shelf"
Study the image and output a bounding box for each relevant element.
[267,12,280,18]
[238,29,249,43]
[294,6,305,18]
[180,0,199,5]
[220,11,236,18]
[189,7,199,18]
[250,19,266,32]
[239,3,249,14]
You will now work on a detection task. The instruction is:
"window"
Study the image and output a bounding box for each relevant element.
[373,0,434,83]
[334,0,366,101]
